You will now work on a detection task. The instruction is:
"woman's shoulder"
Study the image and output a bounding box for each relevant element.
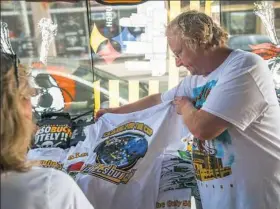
[25,166,67,178]
[30,167,76,187]
[2,167,74,190]
[2,167,93,209]
[36,167,94,209]
[1,168,66,209]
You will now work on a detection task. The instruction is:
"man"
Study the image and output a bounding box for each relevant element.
[96,11,280,209]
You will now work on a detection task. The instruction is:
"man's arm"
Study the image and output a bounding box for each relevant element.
[96,75,192,119]
[96,93,162,119]
[174,67,269,140]
[110,93,162,113]
[174,97,230,140]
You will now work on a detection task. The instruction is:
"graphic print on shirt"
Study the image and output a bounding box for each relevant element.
[82,122,152,184]
[39,159,64,170]
[66,152,89,178]
[156,150,199,209]
[192,80,235,182]
[33,124,72,149]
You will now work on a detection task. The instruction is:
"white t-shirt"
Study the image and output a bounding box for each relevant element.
[161,49,280,209]
[63,142,90,180]
[1,167,94,209]
[76,102,191,209]
[156,150,194,209]
[27,148,67,170]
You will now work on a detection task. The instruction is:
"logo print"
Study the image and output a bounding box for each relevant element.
[83,132,148,184]
[67,161,85,178]
[192,81,235,182]
[95,133,148,170]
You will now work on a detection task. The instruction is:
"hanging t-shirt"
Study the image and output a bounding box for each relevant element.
[156,125,201,209]
[161,49,280,209]
[156,150,194,209]
[63,142,90,180]
[76,102,188,209]
[27,148,67,171]
[70,121,92,147]
[33,113,73,149]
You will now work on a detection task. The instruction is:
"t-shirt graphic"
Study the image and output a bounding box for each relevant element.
[156,150,197,209]
[33,114,73,149]
[63,142,90,180]
[27,148,67,170]
[192,80,235,182]
[76,102,191,209]
[88,124,151,184]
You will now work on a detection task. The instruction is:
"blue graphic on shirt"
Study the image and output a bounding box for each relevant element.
[191,80,235,182]
[193,80,217,109]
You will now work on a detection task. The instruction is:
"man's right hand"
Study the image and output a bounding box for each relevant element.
[95,108,110,121]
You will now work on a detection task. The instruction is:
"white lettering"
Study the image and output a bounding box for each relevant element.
[38,127,45,134]
[54,133,60,140]
[38,134,45,142]
[45,133,50,140]
[105,6,113,28]
[44,126,51,133]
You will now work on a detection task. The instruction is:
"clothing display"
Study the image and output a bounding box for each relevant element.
[76,102,187,209]
[27,102,200,209]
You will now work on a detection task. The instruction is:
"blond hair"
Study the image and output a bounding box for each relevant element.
[166,10,228,50]
[1,59,34,172]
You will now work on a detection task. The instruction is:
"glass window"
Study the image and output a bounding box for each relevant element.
[0,0,221,120]
[221,1,280,50]
[0,0,155,121]
[222,11,256,35]
[1,1,93,121]
[221,1,280,103]
[2,0,279,121]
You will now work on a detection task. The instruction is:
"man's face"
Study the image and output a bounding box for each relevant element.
[167,34,204,75]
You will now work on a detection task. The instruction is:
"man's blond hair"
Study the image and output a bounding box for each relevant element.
[166,10,229,50]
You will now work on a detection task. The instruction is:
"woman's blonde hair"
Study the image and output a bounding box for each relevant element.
[166,10,229,50]
[1,55,34,172]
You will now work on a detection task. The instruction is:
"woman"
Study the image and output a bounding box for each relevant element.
[0,53,94,209]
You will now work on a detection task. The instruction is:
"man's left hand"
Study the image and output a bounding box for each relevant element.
[173,96,194,115]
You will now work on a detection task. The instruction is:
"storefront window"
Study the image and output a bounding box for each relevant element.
[221,1,280,103]
[221,1,280,49]
[1,1,279,121]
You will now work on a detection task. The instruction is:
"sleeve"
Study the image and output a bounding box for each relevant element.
[48,169,94,209]
[161,76,192,102]
[201,71,268,131]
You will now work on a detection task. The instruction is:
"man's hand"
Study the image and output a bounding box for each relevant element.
[173,96,194,115]
[95,108,110,121]
[173,96,229,140]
